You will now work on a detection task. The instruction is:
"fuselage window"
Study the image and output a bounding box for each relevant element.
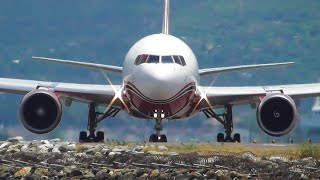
[161,56,173,63]
[147,55,160,63]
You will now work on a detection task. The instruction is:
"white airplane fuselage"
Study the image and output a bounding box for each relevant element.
[122,34,201,119]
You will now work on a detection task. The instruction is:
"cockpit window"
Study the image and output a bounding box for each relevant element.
[179,56,186,66]
[134,54,186,66]
[147,55,159,63]
[173,55,182,65]
[134,55,141,65]
[134,54,148,65]
[161,56,173,63]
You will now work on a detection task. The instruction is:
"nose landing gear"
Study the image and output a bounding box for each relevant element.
[149,111,167,142]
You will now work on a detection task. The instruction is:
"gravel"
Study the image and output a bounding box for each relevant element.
[0,136,319,179]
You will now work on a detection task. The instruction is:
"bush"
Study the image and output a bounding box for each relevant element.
[298,143,320,158]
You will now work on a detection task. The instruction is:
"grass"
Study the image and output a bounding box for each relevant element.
[143,142,320,159]
[78,140,320,159]
[298,142,320,158]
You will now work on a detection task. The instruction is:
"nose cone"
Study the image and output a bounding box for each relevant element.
[131,64,185,100]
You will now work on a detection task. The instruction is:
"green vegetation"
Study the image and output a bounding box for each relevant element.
[298,142,320,158]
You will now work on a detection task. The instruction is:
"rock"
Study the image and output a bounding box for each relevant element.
[112,147,127,153]
[300,173,310,180]
[215,170,227,180]
[101,148,111,155]
[108,152,116,156]
[111,169,122,178]
[136,169,148,177]
[148,151,164,155]
[206,170,216,179]
[169,152,179,156]
[21,145,29,153]
[95,152,102,156]
[34,168,49,176]
[149,169,160,178]
[0,142,12,149]
[188,171,201,179]
[134,146,144,152]
[39,144,49,153]
[8,136,24,143]
[82,172,95,179]
[123,171,135,179]
[269,156,288,163]
[58,145,68,153]
[96,170,111,179]
[140,173,149,178]
[6,145,21,153]
[70,169,83,177]
[52,147,61,154]
[242,152,258,162]
[14,167,31,178]
[41,140,50,144]
[230,171,243,179]
[158,145,168,151]
[198,169,209,175]
[66,144,76,151]
[85,148,95,155]
[24,174,41,180]
[50,138,61,142]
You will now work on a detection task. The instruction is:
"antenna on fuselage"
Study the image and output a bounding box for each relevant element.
[162,0,170,34]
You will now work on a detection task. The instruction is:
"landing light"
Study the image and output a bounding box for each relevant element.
[161,113,165,118]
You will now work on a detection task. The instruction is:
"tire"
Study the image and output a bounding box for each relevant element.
[217,133,224,142]
[160,134,167,142]
[149,134,158,142]
[95,131,104,142]
[234,133,241,143]
[79,131,88,142]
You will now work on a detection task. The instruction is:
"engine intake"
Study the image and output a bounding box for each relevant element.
[257,94,297,137]
[19,90,62,134]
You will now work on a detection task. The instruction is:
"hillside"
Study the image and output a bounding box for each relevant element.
[0,0,320,142]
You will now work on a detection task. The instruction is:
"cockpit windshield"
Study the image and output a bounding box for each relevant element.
[147,55,160,63]
[134,54,186,66]
[161,56,173,63]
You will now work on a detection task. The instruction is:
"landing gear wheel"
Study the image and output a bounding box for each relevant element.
[79,131,88,142]
[149,134,158,142]
[217,133,224,142]
[160,134,167,142]
[95,131,104,142]
[234,133,241,143]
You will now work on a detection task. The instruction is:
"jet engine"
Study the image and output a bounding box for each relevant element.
[19,90,62,134]
[257,93,297,137]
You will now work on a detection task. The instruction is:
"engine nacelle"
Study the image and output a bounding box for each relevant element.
[257,93,297,137]
[19,90,62,134]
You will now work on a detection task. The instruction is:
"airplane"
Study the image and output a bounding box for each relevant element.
[1,0,320,143]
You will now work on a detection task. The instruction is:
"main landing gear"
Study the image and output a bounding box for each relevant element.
[203,105,241,143]
[149,112,167,142]
[79,103,120,142]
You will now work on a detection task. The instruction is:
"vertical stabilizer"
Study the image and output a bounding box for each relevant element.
[162,0,170,34]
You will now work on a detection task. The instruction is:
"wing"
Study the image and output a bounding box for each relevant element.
[0,77,121,106]
[33,56,122,73]
[199,62,293,76]
[199,83,320,109]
